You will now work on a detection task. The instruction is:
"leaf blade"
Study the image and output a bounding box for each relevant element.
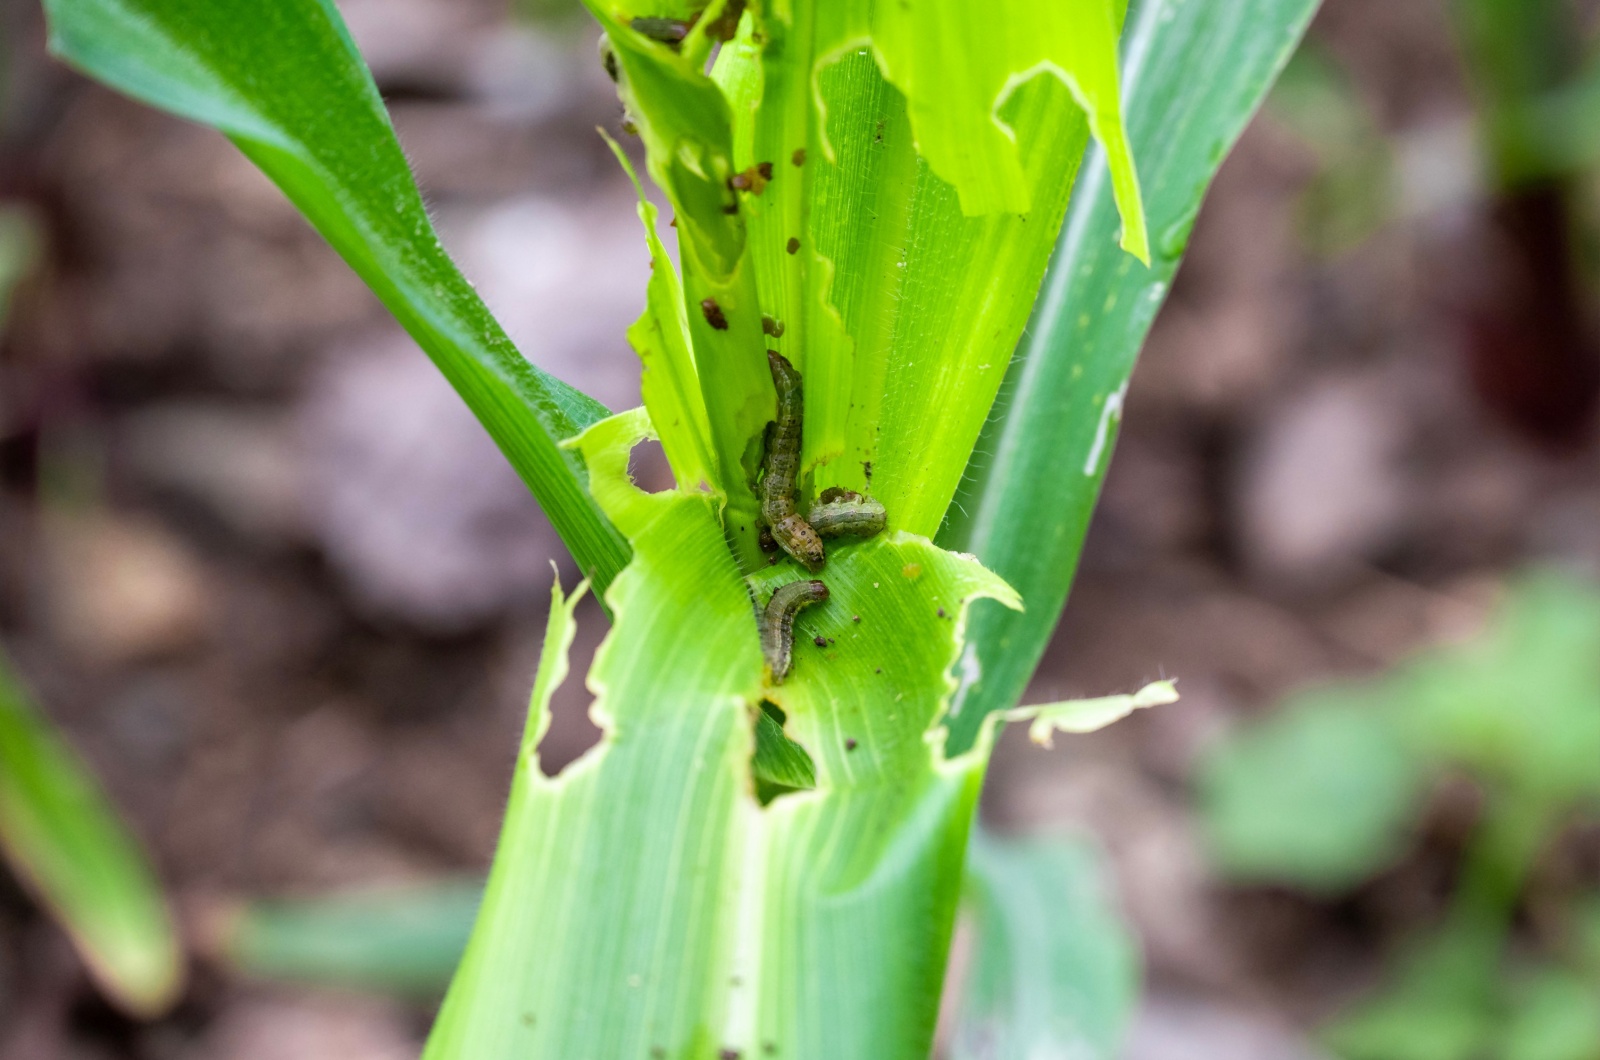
[938,0,1321,752]
[953,829,1141,1060]
[43,0,631,591]
[0,652,182,1016]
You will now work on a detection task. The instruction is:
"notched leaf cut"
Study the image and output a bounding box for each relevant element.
[815,0,1149,260]
[600,131,719,493]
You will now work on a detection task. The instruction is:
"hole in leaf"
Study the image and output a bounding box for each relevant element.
[534,589,608,778]
[751,700,816,805]
[626,436,676,493]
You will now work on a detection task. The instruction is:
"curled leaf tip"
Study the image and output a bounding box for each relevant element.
[1004,678,1180,749]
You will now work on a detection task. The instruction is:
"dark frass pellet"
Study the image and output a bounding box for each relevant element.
[791,148,806,167]
[757,161,774,181]
[813,635,827,647]
[761,315,785,338]
[705,0,746,41]
[852,615,861,623]
[786,237,800,255]
[701,298,729,330]
[845,738,858,751]
[937,607,946,618]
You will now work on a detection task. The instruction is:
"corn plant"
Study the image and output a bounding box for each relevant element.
[40,0,1316,1054]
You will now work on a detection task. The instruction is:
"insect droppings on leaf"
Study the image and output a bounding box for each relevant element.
[852,615,860,623]
[937,607,946,618]
[786,237,800,255]
[791,148,806,167]
[761,315,785,337]
[598,36,620,82]
[845,738,858,751]
[729,165,769,195]
[701,298,729,330]
[813,635,827,647]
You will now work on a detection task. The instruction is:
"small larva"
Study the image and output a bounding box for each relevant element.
[759,579,829,682]
[807,489,887,539]
[770,513,824,572]
[760,351,825,571]
[629,16,691,46]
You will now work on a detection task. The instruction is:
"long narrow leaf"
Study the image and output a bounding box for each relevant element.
[42,0,631,592]
[938,0,1320,752]
[218,881,481,999]
[953,829,1140,1060]
[0,651,182,1015]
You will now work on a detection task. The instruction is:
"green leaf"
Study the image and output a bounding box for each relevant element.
[1324,921,1502,1060]
[599,3,1144,563]
[426,408,1019,1059]
[0,650,182,1016]
[1198,690,1428,892]
[831,0,1149,257]
[751,703,817,798]
[952,829,1140,1060]
[603,130,719,493]
[0,206,40,336]
[1397,571,1600,808]
[42,0,630,593]
[217,881,481,1000]
[1502,968,1600,1060]
[994,679,1178,750]
[937,0,1321,753]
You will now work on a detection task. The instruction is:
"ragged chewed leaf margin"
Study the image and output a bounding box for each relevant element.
[429,402,1080,1058]
[594,0,1149,560]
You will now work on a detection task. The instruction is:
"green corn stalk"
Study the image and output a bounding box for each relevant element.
[40,0,1317,1054]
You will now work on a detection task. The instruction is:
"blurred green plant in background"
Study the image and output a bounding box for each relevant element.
[1200,572,1600,1060]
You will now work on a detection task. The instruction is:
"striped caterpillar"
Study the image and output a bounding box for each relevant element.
[759,579,829,683]
[808,488,887,539]
[760,351,826,572]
